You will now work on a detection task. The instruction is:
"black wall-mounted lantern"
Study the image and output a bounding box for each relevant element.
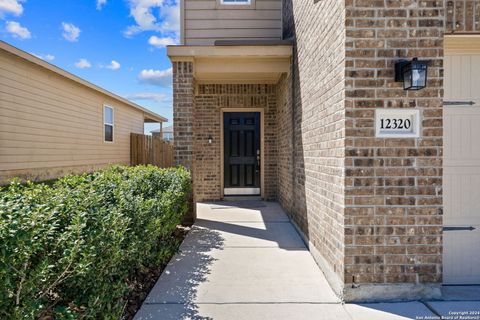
[208,135,212,144]
[395,57,429,90]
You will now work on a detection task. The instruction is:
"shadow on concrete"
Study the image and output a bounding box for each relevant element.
[135,201,342,319]
[193,219,305,250]
[441,285,480,301]
[134,229,224,320]
[344,301,439,319]
[191,201,305,250]
[426,300,480,319]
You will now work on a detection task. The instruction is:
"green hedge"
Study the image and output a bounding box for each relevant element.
[0,165,191,319]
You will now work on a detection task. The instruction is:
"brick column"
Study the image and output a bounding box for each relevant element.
[173,61,194,169]
[173,61,195,222]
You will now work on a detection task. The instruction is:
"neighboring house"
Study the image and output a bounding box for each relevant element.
[169,0,480,302]
[0,41,167,184]
[151,125,174,142]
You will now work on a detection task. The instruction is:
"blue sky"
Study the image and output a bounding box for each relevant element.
[0,0,179,133]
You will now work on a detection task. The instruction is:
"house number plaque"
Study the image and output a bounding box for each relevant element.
[375,109,420,138]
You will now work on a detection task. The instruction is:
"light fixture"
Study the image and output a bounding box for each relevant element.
[395,57,429,91]
[208,135,212,144]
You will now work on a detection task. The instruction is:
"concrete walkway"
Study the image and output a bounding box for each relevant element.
[134,201,480,320]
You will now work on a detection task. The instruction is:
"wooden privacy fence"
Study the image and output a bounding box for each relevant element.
[131,133,173,168]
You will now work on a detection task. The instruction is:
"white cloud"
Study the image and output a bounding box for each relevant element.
[138,68,172,87]
[0,0,24,18]
[6,21,30,39]
[124,0,179,38]
[105,60,121,70]
[148,35,176,48]
[33,53,55,61]
[74,58,91,69]
[96,0,106,10]
[160,2,179,33]
[62,22,81,42]
[124,92,170,103]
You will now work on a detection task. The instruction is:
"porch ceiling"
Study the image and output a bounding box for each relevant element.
[167,45,292,84]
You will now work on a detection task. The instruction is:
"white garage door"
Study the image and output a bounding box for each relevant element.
[444,54,480,285]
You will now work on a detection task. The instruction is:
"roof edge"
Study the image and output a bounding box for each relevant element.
[151,125,173,133]
[0,40,167,123]
[167,44,293,59]
[214,39,294,46]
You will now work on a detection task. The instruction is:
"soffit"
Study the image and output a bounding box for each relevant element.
[167,45,292,84]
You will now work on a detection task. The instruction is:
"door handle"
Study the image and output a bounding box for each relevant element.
[443,226,476,231]
[256,149,260,171]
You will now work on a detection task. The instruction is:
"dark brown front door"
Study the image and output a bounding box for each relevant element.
[224,112,261,196]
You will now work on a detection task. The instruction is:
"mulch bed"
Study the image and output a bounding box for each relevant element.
[121,224,191,320]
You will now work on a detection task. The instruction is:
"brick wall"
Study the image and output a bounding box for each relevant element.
[193,84,278,202]
[281,0,347,288]
[281,0,445,300]
[446,0,480,33]
[173,61,195,169]
[343,0,444,299]
[174,0,446,301]
[276,73,294,214]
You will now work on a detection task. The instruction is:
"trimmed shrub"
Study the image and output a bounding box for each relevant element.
[0,165,191,319]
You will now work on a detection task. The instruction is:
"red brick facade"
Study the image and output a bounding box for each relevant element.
[173,61,194,170]
[281,0,347,294]
[343,0,444,301]
[446,0,480,33]
[281,0,444,301]
[193,84,278,202]
[173,0,449,302]
[172,74,279,202]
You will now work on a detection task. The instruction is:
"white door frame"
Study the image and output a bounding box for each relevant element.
[220,108,265,199]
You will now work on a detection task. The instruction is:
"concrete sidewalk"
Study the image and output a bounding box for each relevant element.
[134,201,480,320]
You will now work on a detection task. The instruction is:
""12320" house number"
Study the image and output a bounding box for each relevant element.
[375,109,420,138]
[380,118,412,130]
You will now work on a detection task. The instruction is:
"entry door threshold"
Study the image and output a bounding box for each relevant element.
[224,187,260,196]
[223,195,262,201]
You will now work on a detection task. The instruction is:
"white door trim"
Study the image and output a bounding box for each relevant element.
[220,108,264,199]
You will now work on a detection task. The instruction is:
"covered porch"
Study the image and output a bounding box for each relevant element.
[168,42,293,202]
